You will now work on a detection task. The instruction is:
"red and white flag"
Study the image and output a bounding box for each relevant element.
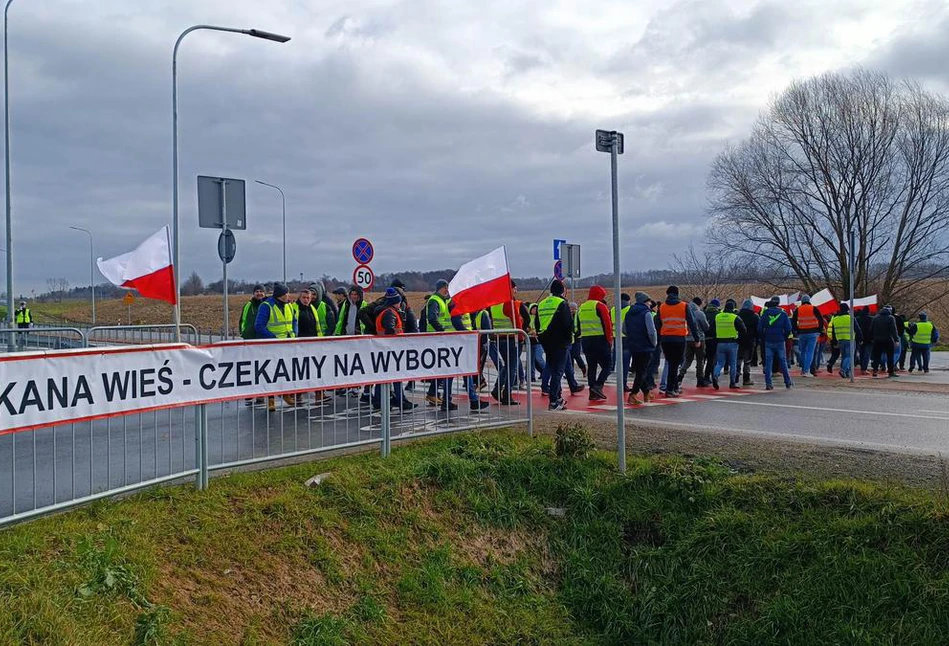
[447,246,513,316]
[851,294,878,314]
[808,288,837,316]
[97,226,177,304]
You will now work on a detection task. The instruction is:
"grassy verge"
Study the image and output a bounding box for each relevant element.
[1,429,948,644]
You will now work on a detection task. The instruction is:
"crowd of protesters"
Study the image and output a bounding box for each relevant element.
[236,278,941,413]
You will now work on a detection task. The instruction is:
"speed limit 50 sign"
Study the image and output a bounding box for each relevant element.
[353,264,375,291]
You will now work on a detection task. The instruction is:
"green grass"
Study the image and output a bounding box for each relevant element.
[1,430,948,644]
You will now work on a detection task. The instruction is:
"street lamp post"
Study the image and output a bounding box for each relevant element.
[255,179,286,283]
[172,25,290,340]
[4,0,15,351]
[69,226,95,324]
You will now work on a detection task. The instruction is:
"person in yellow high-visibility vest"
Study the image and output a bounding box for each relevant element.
[908,312,939,373]
[253,282,299,412]
[828,303,860,378]
[535,280,576,411]
[14,301,32,328]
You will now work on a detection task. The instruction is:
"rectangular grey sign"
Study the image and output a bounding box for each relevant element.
[197,175,246,230]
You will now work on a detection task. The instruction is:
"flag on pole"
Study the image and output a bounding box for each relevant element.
[447,246,513,316]
[97,226,177,304]
[808,288,837,316]
[851,294,878,314]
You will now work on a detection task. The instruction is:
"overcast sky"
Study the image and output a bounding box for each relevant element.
[3,0,949,294]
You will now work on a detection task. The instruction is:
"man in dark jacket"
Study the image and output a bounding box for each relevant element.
[856,307,874,373]
[737,298,760,386]
[757,298,793,390]
[893,307,908,371]
[625,291,657,405]
[655,285,700,397]
[536,280,575,411]
[240,284,265,340]
[870,306,900,377]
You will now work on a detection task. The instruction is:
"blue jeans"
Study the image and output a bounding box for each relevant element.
[533,342,548,387]
[764,341,792,388]
[893,339,902,366]
[660,361,669,391]
[563,346,581,390]
[517,341,527,385]
[714,342,739,385]
[797,333,818,375]
[839,341,852,377]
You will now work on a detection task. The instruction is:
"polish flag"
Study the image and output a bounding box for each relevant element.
[750,296,770,313]
[97,226,177,304]
[808,288,837,316]
[447,246,513,316]
[851,294,878,314]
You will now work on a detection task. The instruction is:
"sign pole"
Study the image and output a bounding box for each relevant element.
[609,134,625,473]
[220,179,229,341]
[849,229,855,384]
[596,129,625,473]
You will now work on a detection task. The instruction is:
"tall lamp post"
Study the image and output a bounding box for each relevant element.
[172,25,290,339]
[254,179,286,283]
[69,226,95,324]
[4,0,15,350]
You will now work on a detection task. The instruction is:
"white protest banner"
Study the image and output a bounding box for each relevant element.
[0,333,479,434]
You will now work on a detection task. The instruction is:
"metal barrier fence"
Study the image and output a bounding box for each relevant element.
[0,329,532,528]
[0,326,86,353]
[85,324,200,347]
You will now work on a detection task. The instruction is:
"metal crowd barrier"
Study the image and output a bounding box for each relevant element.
[0,326,86,354]
[0,329,532,528]
[85,324,200,347]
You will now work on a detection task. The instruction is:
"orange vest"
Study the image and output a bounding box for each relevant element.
[375,307,404,335]
[797,304,819,331]
[659,301,688,337]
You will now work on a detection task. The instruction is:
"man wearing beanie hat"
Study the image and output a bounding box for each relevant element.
[535,279,577,411]
[239,284,267,407]
[240,284,266,341]
[827,302,861,378]
[427,279,458,411]
[625,291,658,404]
[908,311,939,373]
[331,286,348,309]
[611,293,633,393]
[655,285,700,397]
[366,288,419,412]
[253,281,299,411]
[757,297,793,390]
[711,298,747,390]
[700,298,722,386]
[791,293,825,378]
[680,296,710,388]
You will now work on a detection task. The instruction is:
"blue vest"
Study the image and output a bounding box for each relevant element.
[625,303,655,353]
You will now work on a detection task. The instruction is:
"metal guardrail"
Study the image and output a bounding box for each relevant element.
[0,326,86,353]
[85,324,200,347]
[0,329,533,528]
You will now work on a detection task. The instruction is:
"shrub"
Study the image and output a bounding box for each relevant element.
[554,423,595,459]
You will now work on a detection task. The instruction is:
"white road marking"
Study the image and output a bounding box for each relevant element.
[712,399,949,421]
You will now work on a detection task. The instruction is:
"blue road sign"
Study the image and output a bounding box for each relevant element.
[352,238,374,265]
[554,260,563,281]
[553,239,566,260]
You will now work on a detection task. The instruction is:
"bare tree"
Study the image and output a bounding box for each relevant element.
[670,242,739,303]
[708,68,949,313]
[181,271,204,297]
